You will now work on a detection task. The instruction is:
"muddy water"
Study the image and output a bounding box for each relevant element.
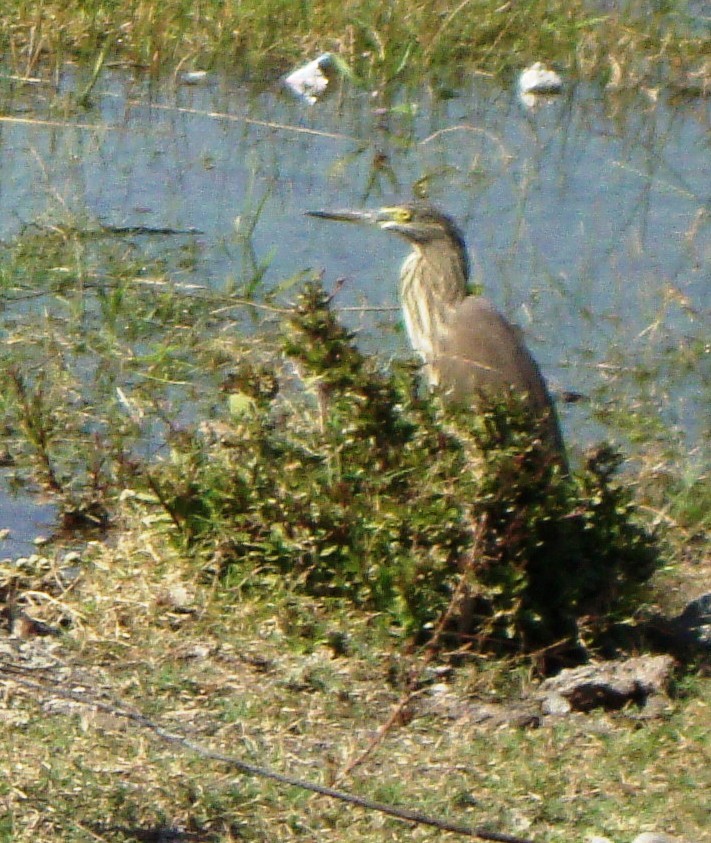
[0,67,708,552]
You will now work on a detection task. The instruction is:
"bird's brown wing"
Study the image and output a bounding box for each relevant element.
[436,296,566,460]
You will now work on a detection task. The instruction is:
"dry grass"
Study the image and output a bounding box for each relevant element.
[1,487,709,843]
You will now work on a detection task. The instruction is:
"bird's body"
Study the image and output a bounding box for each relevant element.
[307,202,567,467]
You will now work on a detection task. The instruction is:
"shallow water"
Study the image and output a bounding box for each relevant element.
[0,67,708,551]
[0,487,55,559]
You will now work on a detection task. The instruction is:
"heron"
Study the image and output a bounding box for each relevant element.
[306,202,567,468]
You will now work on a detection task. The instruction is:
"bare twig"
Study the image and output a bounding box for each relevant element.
[0,663,534,843]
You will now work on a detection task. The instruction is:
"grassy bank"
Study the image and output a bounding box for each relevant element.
[0,222,709,841]
[1,535,709,842]
[1,0,708,88]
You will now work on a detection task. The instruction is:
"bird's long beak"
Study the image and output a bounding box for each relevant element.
[306,209,382,226]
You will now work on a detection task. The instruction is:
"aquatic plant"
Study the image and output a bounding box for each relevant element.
[0,0,706,91]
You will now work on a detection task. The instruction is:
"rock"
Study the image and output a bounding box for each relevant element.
[643,592,711,655]
[427,654,677,728]
[156,584,192,610]
[423,691,541,729]
[589,831,686,843]
[537,655,674,714]
[541,692,572,716]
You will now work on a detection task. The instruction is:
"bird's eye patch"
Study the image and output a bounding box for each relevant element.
[382,206,413,224]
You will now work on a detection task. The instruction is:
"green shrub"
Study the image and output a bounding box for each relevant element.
[148,281,660,654]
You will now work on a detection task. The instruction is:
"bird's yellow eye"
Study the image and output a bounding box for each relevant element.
[384,206,412,224]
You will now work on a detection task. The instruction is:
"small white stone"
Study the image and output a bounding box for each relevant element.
[165,584,191,608]
[541,692,571,715]
[181,642,212,660]
[632,834,681,843]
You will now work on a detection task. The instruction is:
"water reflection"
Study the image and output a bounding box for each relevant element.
[0,67,708,546]
[0,483,55,559]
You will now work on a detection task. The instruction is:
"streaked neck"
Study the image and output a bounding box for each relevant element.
[399,246,468,378]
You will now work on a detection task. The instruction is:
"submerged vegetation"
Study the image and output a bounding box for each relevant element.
[0,0,708,89]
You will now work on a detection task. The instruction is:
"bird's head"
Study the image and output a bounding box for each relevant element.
[307,201,469,278]
[307,202,460,243]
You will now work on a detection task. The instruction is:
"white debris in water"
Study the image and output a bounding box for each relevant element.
[180,70,210,85]
[284,53,335,104]
[518,62,563,95]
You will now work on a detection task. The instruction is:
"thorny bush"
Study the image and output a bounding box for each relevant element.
[148,282,660,654]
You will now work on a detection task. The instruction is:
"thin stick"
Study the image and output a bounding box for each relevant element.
[1,664,535,843]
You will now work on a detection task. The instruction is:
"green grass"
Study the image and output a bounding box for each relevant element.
[0,0,707,90]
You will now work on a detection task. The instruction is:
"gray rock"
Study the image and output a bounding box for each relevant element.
[588,832,687,843]
[537,654,674,713]
[644,592,711,654]
[541,692,571,716]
